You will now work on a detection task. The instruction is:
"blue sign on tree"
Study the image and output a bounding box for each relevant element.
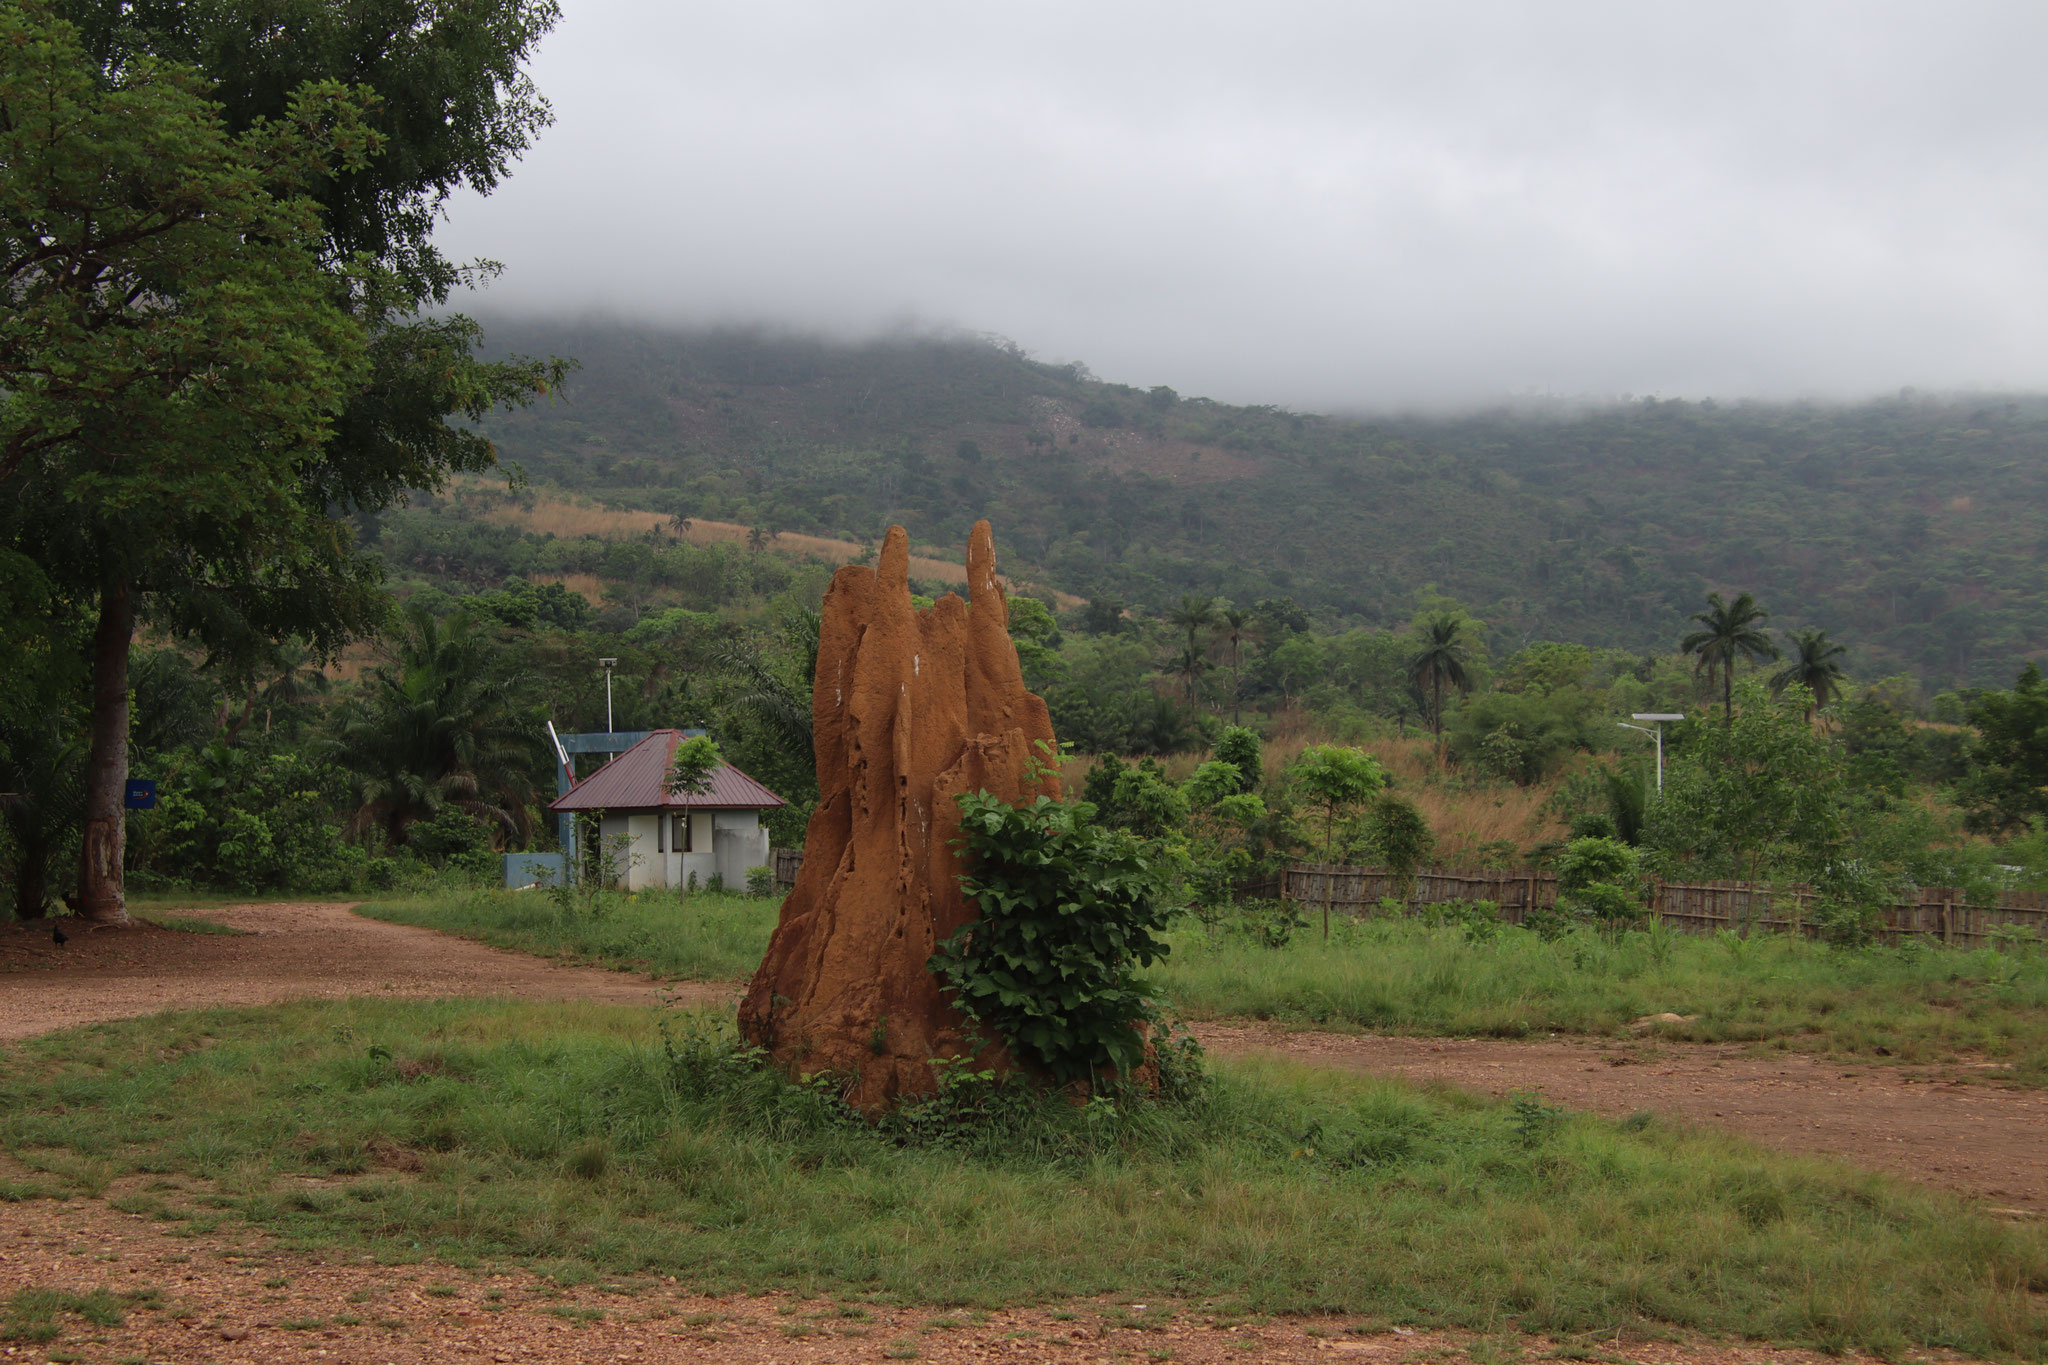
[124,779,156,810]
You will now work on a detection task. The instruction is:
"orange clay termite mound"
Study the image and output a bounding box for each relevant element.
[737,520,1059,1110]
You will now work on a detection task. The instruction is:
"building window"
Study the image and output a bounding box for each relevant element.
[673,812,693,852]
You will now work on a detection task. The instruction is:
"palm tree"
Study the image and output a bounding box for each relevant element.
[1218,607,1255,724]
[1770,628,1848,720]
[256,639,332,736]
[746,524,772,554]
[1603,764,1650,845]
[1406,613,1473,744]
[1167,593,1219,651]
[717,608,821,785]
[1679,591,1778,726]
[329,607,539,847]
[1169,643,1212,701]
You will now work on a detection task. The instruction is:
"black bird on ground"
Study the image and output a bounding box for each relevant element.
[52,924,67,946]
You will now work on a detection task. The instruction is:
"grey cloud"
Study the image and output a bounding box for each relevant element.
[436,1,2048,408]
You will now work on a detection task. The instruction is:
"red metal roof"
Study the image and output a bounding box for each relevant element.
[548,730,787,812]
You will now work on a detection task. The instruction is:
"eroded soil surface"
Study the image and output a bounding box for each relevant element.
[0,1175,1910,1365]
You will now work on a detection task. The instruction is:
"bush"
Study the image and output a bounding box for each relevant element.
[129,741,367,893]
[408,805,501,879]
[1211,727,1262,793]
[933,789,1175,1084]
[1229,897,1308,948]
[744,864,774,897]
[1556,836,1650,933]
[1420,899,1501,943]
[1358,792,1434,894]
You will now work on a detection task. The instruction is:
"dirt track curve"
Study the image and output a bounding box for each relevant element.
[0,900,732,1041]
[4,901,2045,1211]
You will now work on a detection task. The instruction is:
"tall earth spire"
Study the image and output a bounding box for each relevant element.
[737,521,1060,1109]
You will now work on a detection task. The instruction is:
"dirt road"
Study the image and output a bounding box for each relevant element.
[0,901,733,1041]
[5,902,2045,1209]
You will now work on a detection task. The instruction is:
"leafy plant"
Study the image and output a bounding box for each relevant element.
[1359,792,1434,899]
[933,789,1175,1085]
[1556,836,1649,934]
[1288,745,1387,937]
[1233,897,1309,949]
[1211,727,1263,792]
[664,735,724,798]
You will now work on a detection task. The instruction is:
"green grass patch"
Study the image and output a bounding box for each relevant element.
[354,887,776,979]
[2,998,2043,1356]
[2,1288,154,1343]
[357,888,2048,1074]
[1159,915,2048,1072]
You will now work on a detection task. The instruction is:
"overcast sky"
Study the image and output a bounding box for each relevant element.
[437,2,2048,410]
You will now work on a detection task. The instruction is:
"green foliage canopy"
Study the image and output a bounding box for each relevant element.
[1957,664,2048,837]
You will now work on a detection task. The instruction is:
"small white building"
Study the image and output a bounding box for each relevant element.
[547,730,785,891]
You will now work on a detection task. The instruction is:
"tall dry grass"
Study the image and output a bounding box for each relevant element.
[1256,727,1568,856]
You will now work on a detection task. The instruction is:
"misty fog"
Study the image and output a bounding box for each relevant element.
[435,2,2048,410]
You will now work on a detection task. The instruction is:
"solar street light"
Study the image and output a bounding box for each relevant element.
[598,657,619,732]
[1616,712,1683,793]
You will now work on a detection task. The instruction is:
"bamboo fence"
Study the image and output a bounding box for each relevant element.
[772,845,2046,948]
[1281,863,2048,949]
[772,846,805,893]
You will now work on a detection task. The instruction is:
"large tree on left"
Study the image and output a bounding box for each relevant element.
[0,4,386,922]
[5,0,565,924]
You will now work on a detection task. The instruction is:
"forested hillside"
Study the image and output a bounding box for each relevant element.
[461,319,2048,688]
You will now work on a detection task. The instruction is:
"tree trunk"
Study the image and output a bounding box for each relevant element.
[221,686,257,743]
[1322,807,1335,941]
[1722,660,1733,727]
[12,835,51,920]
[75,577,134,925]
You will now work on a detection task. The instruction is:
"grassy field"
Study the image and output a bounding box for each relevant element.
[3,997,2042,1355]
[1160,916,2048,1075]
[355,887,777,980]
[352,889,2048,1075]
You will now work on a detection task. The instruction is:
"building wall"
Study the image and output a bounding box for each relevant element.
[600,808,771,891]
[712,811,769,889]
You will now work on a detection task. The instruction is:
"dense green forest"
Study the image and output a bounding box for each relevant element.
[466,319,2048,689]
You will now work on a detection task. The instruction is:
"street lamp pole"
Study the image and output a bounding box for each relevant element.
[1616,712,1683,793]
[599,657,619,733]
